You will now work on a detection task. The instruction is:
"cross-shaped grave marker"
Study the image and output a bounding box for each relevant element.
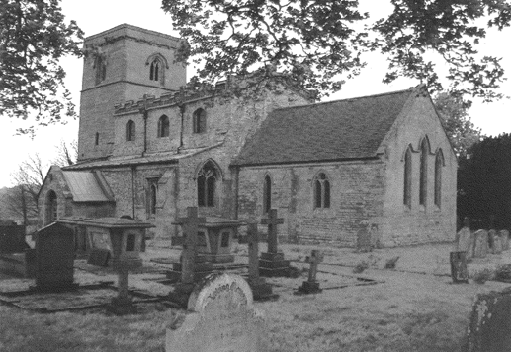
[261,209,284,254]
[176,207,206,284]
[297,249,324,294]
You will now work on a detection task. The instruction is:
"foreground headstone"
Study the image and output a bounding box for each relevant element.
[166,273,268,352]
[472,230,488,258]
[500,230,510,251]
[465,288,511,352]
[35,222,76,292]
[450,251,469,284]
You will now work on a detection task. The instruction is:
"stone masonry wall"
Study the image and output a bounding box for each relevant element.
[237,160,386,247]
[379,93,458,247]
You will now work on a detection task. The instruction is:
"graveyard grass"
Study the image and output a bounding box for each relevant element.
[1,242,510,352]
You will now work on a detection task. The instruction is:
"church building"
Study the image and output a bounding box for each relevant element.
[38,24,458,248]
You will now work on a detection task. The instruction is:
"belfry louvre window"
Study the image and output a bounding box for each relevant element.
[149,58,161,82]
[158,115,170,137]
[193,108,207,133]
[314,173,330,209]
[197,161,217,207]
[126,120,135,141]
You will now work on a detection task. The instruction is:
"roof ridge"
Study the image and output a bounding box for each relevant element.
[273,85,418,112]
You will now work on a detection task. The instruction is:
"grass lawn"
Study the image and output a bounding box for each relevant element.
[1,242,510,352]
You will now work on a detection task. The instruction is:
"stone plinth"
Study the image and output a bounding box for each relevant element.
[259,252,291,277]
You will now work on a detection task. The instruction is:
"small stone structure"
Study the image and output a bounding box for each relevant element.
[35,222,76,292]
[465,288,511,352]
[166,273,268,352]
[500,229,510,251]
[259,209,291,277]
[297,250,324,294]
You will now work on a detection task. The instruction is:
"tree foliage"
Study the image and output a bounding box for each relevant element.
[162,0,510,100]
[0,0,83,135]
[433,91,481,158]
[458,133,511,229]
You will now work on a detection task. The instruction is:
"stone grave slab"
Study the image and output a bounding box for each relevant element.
[465,288,511,352]
[166,273,268,352]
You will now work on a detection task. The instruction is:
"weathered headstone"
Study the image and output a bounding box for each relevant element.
[259,209,290,277]
[35,222,76,292]
[450,251,469,284]
[465,288,511,352]
[456,222,472,253]
[246,222,275,300]
[356,221,372,252]
[297,250,324,294]
[489,230,502,254]
[499,229,510,251]
[473,230,488,258]
[166,273,268,352]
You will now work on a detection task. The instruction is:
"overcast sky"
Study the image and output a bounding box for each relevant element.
[1,0,510,188]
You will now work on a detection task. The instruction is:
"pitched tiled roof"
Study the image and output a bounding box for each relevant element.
[62,171,114,202]
[232,86,418,166]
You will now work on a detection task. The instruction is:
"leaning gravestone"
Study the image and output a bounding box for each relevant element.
[166,273,268,352]
[472,230,488,258]
[465,288,511,352]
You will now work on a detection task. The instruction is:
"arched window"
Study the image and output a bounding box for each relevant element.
[193,108,207,133]
[435,149,444,208]
[263,175,272,214]
[95,132,99,146]
[419,137,430,206]
[197,161,218,207]
[95,55,106,85]
[126,120,135,142]
[403,146,412,208]
[314,173,330,209]
[149,58,161,82]
[46,190,57,224]
[158,115,170,137]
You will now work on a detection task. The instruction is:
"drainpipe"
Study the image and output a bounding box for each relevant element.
[139,95,149,156]
[177,103,185,153]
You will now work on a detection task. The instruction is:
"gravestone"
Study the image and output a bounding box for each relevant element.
[259,209,291,277]
[166,273,268,352]
[245,222,275,301]
[456,219,472,253]
[356,221,372,252]
[499,229,509,251]
[472,230,488,258]
[489,230,502,254]
[35,222,76,292]
[297,250,324,294]
[0,221,28,254]
[465,288,511,352]
[450,251,469,284]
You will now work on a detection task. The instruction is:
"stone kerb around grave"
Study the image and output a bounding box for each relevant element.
[166,273,269,352]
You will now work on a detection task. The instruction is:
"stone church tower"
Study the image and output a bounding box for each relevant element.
[78,24,186,161]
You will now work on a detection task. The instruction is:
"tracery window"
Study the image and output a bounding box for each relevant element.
[197,161,218,207]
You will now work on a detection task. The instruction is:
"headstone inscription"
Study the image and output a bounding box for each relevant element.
[500,229,510,251]
[35,222,76,292]
[259,209,291,277]
[472,230,488,258]
[166,273,269,352]
[297,250,324,294]
[449,251,469,284]
[465,288,511,352]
